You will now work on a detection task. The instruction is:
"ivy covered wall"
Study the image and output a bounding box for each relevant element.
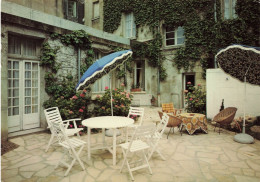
[103,0,260,77]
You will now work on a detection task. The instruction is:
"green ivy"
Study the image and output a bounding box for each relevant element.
[103,0,260,78]
[131,33,167,81]
[41,30,94,105]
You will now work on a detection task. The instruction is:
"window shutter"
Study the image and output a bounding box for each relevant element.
[63,0,68,19]
[78,2,85,24]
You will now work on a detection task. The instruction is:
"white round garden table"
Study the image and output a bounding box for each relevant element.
[82,116,134,165]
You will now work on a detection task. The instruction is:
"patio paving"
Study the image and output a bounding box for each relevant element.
[2,107,260,182]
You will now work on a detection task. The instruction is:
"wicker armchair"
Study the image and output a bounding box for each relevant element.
[158,111,183,138]
[212,107,237,134]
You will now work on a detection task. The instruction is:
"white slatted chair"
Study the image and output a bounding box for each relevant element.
[52,121,86,176]
[105,107,144,142]
[125,107,145,141]
[44,107,83,152]
[147,112,169,161]
[127,107,145,127]
[120,125,156,181]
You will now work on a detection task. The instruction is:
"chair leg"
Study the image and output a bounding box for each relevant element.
[167,127,172,139]
[142,150,152,175]
[45,134,54,152]
[179,124,183,136]
[218,123,221,135]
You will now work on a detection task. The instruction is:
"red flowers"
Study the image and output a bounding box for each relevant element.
[69,110,73,114]
[79,109,83,113]
[80,93,85,98]
[105,86,109,90]
[72,95,78,100]
[198,84,201,86]
[189,98,193,101]
[187,82,191,85]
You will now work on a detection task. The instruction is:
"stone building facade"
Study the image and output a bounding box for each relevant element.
[1,0,130,140]
[1,0,207,140]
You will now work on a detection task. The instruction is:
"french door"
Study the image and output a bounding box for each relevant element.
[8,59,40,133]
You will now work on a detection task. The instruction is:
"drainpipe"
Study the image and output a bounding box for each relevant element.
[78,48,81,81]
[157,4,161,107]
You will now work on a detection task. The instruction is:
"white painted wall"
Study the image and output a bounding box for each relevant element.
[206,68,260,119]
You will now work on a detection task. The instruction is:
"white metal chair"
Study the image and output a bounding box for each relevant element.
[44,107,83,152]
[125,107,145,141]
[119,125,156,181]
[127,107,145,127]
[147,112,169,161]
[52,121,86,176]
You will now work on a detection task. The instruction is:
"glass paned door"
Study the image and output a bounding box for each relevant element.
[7,60,21,132]
[23,61,40,129]
[7,60,40,132]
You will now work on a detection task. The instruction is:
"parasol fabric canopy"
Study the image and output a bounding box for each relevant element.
[216,44,260,85]
[76,50,132,91]
[216,44,260,144]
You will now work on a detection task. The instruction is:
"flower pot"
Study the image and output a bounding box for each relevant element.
[131,88,141,92]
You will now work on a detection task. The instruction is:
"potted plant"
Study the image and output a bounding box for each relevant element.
[131,83,141,92]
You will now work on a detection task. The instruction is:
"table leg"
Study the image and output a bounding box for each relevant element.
[102,128,105,147]
[88,127,91,160]
[113,128,117,166]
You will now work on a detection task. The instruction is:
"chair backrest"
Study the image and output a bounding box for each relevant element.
[213,107,237,124]
[158,111,163,120]
[44,107,63,127]
[156,113,169,137]
[127,107,144,126]
[162,103,174,113]
[167,114,182,127]
[44,107,64,135]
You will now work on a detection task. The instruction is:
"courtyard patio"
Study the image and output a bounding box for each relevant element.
[1,107,260,182]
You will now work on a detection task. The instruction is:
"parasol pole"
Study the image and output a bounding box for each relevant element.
[104,70,113,116]
[109,73,113,116]
[234,62,254,144]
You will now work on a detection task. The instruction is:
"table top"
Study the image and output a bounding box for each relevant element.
[179,113,205,118]
[82,116,134,129]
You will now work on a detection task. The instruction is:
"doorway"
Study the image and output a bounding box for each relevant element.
[182,73,195,108]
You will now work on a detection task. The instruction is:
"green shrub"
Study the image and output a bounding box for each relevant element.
[184,82,206,114]
[94,84,133,116]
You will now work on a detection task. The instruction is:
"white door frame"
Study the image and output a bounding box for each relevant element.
[7,59,40,132]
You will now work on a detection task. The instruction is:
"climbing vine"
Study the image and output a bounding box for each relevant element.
[103,0,260,78]
[40,30,94,103]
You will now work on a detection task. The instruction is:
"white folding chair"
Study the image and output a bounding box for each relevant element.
[125,107,145,141]
[44,107,83,152]
[147,112,169,161]
[120,125,156,181]
[127,107,145,127]
[52,121,86,176]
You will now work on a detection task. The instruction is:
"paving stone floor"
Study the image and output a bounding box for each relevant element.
[2,107,260,182]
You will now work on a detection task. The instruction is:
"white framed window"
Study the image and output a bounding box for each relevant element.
[93,52,110,92]
[134,60,145,91]
[63,0,85,24]
[93,1,100,19]
[68,0,78,19]
[125,13,136,39]
[165,26,185,46]
[223,0,237,19]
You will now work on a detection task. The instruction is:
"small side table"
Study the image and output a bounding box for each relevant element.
[179,113,208,135]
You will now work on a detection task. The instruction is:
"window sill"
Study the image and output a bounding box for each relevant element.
[130,91,146,94]
[163,44,185,50]
[92,17,100,21]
